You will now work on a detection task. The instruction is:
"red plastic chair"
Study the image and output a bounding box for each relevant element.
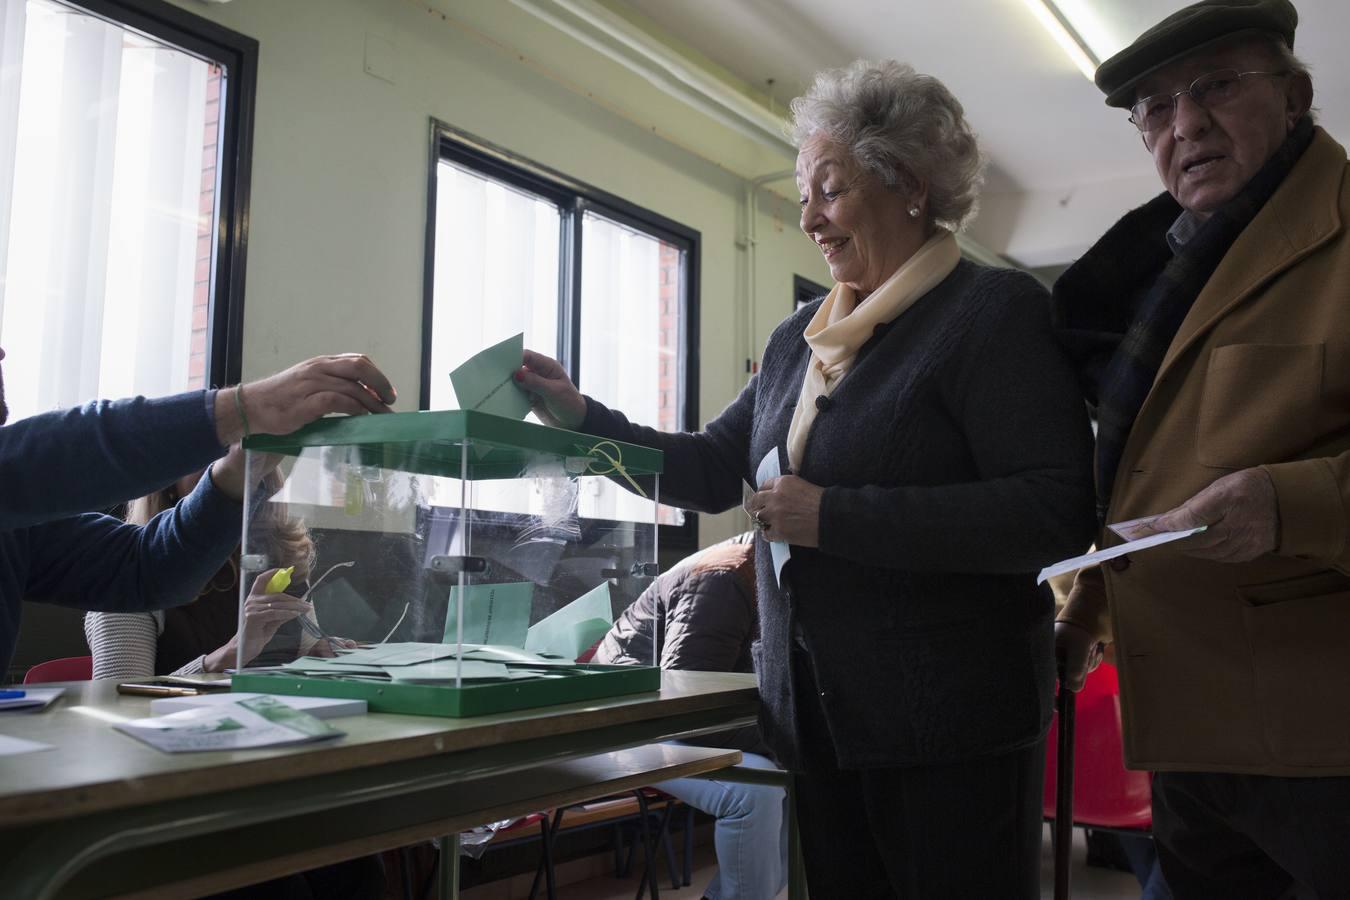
[24,655,93,684]
[1044,662,1153,830]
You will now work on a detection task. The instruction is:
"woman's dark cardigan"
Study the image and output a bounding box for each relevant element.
[581,259,1095,771]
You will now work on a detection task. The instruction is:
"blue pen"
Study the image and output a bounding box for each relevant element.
[0,690,24,699]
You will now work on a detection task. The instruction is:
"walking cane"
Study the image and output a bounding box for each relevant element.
[1054,660,1076,900]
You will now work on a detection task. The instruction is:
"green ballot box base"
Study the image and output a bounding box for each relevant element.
[230,665,662,718]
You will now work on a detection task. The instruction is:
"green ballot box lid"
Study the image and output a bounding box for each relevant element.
[242,409,663,481]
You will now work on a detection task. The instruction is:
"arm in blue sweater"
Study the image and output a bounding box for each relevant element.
[23,466,241,613]
[0,391,225,531]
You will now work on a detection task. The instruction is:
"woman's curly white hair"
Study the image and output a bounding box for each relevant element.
[789,59,985,232]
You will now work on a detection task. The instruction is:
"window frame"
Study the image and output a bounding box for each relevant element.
[422,121,702,550]
[794,274,829,312]
[60,0,258,388]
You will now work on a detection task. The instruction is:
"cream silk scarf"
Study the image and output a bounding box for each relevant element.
[785,229,960,471]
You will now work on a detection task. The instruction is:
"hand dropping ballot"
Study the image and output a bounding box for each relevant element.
[449,332,533,420]
[1037,517,1207,585]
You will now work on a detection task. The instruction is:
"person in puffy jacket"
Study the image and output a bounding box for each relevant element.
[596,536,786,900]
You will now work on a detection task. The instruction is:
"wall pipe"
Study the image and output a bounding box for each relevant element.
[509,0,796,157]
[740,169,795,382]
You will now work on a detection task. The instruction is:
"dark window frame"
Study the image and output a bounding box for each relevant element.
[422,120,701,550]
[63,0,258,388]
[794,274,829,312]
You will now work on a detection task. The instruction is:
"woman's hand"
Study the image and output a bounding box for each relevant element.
[746,475,824,548]
[202,570,314,672]
[515,350,587,430]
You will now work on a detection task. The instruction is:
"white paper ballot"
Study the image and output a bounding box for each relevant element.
[756,448,791,587]
[1037,525,1208,585]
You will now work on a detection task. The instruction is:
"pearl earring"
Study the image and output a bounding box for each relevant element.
[908,205,921,218]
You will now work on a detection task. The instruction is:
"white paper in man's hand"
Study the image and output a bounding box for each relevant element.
[1036,525,1208,585]
[1107,513,1170,541]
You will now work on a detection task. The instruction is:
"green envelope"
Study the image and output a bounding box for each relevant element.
[443,581,534,647]
[385,660,511,683]
[524,583,613,661]
[331,642,460,667]
[449,332,533,420]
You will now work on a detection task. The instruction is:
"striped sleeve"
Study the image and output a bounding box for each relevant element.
[84,611,160,680]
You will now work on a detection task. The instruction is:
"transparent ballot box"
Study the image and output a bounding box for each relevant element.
[229,410,663,716]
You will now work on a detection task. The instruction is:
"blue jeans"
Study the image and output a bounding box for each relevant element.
[1117,832,1172,900]
[656,750,788,900]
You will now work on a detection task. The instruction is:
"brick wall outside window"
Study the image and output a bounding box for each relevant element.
[188,65,222,389]
[656,243,680,434]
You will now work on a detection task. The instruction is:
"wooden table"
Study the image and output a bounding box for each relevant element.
[0,671,759,899]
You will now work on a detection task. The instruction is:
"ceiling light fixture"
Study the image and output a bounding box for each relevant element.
[1021,0,1100,82]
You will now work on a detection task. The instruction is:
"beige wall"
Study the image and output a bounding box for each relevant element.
[166,0,831,547]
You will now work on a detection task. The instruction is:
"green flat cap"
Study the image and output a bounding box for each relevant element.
[1095,0,1298,108]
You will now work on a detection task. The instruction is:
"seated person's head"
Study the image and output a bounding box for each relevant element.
[594,537,755,671]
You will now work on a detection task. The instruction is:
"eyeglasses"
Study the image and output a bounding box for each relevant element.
[1129,69,1288,141]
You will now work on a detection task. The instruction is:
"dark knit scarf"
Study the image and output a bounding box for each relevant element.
[1053,116,1315,521]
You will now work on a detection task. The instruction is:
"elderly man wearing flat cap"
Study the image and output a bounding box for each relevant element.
[1053,0,1350,897]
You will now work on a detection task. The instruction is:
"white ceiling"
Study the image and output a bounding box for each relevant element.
[622,0,1350,263]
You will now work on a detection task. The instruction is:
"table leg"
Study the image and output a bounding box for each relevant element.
[438,833,460,900]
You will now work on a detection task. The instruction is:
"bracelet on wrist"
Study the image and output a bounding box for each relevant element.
[234,384,251,439]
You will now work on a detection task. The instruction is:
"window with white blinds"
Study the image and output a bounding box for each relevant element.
[424,130,700,544]
[0,0,253,421]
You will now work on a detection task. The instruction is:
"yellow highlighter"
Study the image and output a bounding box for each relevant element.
[265,566,294,594]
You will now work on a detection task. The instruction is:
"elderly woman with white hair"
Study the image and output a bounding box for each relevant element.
[518,59,1094,898]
